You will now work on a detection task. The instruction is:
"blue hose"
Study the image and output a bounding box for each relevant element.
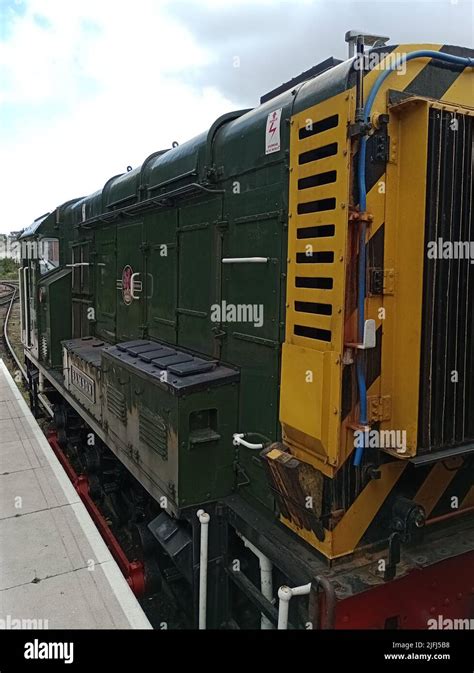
[353,49,473,467]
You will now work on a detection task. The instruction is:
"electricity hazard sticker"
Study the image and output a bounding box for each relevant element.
[265,108,282,154]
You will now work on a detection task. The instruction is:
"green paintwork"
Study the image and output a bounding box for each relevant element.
[115,220,145,341]
[38,268,72,368]
[20,57,360,513]
[101,348,238,511]
[94,227,116,342]
[145,210,178,344]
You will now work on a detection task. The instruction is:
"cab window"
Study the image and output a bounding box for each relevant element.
[39,238,59,275]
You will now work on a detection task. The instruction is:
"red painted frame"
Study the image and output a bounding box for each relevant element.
[47,431,146,597]
[336,551,474,628]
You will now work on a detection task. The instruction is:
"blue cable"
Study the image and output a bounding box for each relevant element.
[353,49,473,467]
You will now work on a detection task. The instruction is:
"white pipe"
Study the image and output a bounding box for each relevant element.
[22,267,31,348]
[222,257,269,264]
[277,583,312,630]
[233,433,264,450]
[18,267,24,344]
[197,509,210,630]
[238,533,274,629]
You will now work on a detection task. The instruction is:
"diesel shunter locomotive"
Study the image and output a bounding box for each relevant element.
[18,34,474,629]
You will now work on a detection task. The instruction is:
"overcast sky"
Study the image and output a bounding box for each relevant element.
[0,0,472,233]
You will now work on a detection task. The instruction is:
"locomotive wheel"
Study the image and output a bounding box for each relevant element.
[57,427,67,448]
[131,521,156,560]
[88,473,103,501]
[143,557,162,594]
[53,405,67,430]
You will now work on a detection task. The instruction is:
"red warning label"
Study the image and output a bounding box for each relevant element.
[265,108,282,154]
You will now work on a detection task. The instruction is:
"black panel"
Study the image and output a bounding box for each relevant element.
[366,325,383,390]
[353,130,389,203]
[63,336,105,366]
[341,364,353,421]
[368,222,385,271]
[116,339,147,352]
[105,340,239,396]
[418,109,474,452]
[128,343,166,356]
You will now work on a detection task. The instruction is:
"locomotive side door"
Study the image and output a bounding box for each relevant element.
[177,196,224,357]
[144,210,178,345]
[94,227,117,343]
[116,220,145,342]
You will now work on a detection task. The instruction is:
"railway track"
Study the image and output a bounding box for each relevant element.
[0,280,17,305]
[0,280,53,417]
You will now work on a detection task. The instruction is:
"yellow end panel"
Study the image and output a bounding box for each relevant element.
[381,100,430,457]
[280,343,341,468]
[281,91,352,471]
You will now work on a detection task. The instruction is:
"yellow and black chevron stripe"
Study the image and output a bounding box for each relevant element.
[275,43,474,559]
[263,446,474,559]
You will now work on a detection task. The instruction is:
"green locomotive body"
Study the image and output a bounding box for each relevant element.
[18,40,474,629]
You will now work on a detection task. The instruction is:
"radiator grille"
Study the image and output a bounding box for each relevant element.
[418,109,474,452]
[106,385,126,423]
[139,407,168,459]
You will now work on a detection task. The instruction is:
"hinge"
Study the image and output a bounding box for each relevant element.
[205,165,216,180]
[212,326,226,340]
[368,268,395,295]
[214,219,228,230]
[368,268,384,295]
[368,395,392,423]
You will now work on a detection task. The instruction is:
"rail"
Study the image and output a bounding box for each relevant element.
[1,283,54,417]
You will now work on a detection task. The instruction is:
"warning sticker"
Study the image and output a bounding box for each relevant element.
[265,108,282,155]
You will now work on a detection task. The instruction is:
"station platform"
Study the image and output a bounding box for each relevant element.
[0,360,151,629]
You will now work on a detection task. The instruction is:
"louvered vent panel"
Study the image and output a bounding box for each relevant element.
[139,407,168,459]
[106,385,126,423]
[279,92,351,467]
[286,99,350,352]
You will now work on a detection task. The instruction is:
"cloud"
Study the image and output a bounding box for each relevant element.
[167,0,474,104]
[0,0,473,233]
[0,0,234,232]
